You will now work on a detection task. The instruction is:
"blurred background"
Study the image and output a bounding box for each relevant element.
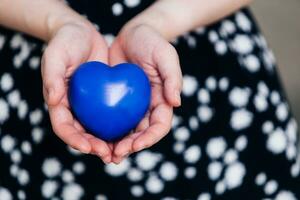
[251,0,300,123]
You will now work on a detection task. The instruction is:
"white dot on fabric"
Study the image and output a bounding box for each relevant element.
[286,119,298,143]
[221,20,236,35]
[127,168,144,182]
[0,187,13,200]
[18,169,30,185]
[230,109,253,131]
[234,135,248,152]
[208,161,223,181]
[291,163,300,177]
[219,77,229,91]
[61,183,84,200]
[264,180,278,195]
[235,12,251,31]
[31,127,44,144]
[135,151,162,171]
[232,34,253,54]
[197,89,210,104]
[112,3,123,16]
[267,128,287,154]
[270,91,280,105]
[0,98,9,123]
[206,137,227,159]
[262,121,274,134]
[255,172,267,186]
[21,141,32,154]
[184,167,197,179]
[182,75,198,96]
[184,145,201,163]
[159,162,178,181]
[208,31,219,43]
[197,106,213,123]
[189,116,199,130]
[124,0,140,8]
[254,94,268,112]
[62,170,74,183]
[229,87,250,108]
[215,41,227,55]
[173,142,185,154]
[286,144,297,160]
[103,34,115,47]
[29,56,40,69]
[11,149,22,163]
[257,81,269,97]
[0,73,14,92]
[41,180,59,198]
[7,90,21,108]
[174,126,190,142]
[1,134,16,153]
[10,164,19,177]
[42,158,62,178]
[29,109,43,125]
[197,193,211,200]
[131,185,144,197]
[205,76,217,91]
[73,161,85,174]
[0,35,6,50]
[224,149,238,164]
[215,180,226,195]
[224,162,246,189]
[276,103,289,122]
[275,191,297,200]
[95,194,108,200]
[243,55,260,72]
[17,100,28,119]
[17,190,26,200]
[145,174,164,194]
[105,158,130,176]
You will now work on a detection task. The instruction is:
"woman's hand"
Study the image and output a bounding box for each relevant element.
[109,24,183,163]
[41,21,112,163]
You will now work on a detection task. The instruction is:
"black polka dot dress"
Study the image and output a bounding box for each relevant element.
[0,1,300,199]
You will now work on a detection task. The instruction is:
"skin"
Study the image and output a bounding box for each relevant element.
[0,0,252,164]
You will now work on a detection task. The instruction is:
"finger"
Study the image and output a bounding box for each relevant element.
[48,104,91,154]
[112,131,144,164]
[82,133,112,164]
[135,113,150,133]
[87,34,109,64]
[41,49,66,106]
[73,120,85,132]
[132,104,173,152]
[109,37,127,66]
[153,43,182,107]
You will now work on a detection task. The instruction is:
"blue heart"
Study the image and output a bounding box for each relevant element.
[68,61,151,142]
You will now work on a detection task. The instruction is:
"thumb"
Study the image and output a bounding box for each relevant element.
[154,43,182,107]
[109,37,127,66]
[41,50,65,106]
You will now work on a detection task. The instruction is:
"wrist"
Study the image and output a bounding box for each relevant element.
[45,9,93,41]
[122,0,193,41]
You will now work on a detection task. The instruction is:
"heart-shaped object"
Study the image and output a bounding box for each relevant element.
[68,61,151,142]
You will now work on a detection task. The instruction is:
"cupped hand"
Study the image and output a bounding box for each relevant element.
[109,24,183,163]
[41,21,112,163]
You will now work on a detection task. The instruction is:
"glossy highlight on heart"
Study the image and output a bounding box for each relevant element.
[68,61,151,142]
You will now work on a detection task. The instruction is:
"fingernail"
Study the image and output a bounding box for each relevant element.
[136,144,145,152]
[175,91,181,106]
[80,140,91,154]
[101,155,111,164]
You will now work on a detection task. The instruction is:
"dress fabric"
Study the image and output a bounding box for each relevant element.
[0,0,300,199]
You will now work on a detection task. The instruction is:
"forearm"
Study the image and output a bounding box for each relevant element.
[0,0,88,41]
[124,0,252,41]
